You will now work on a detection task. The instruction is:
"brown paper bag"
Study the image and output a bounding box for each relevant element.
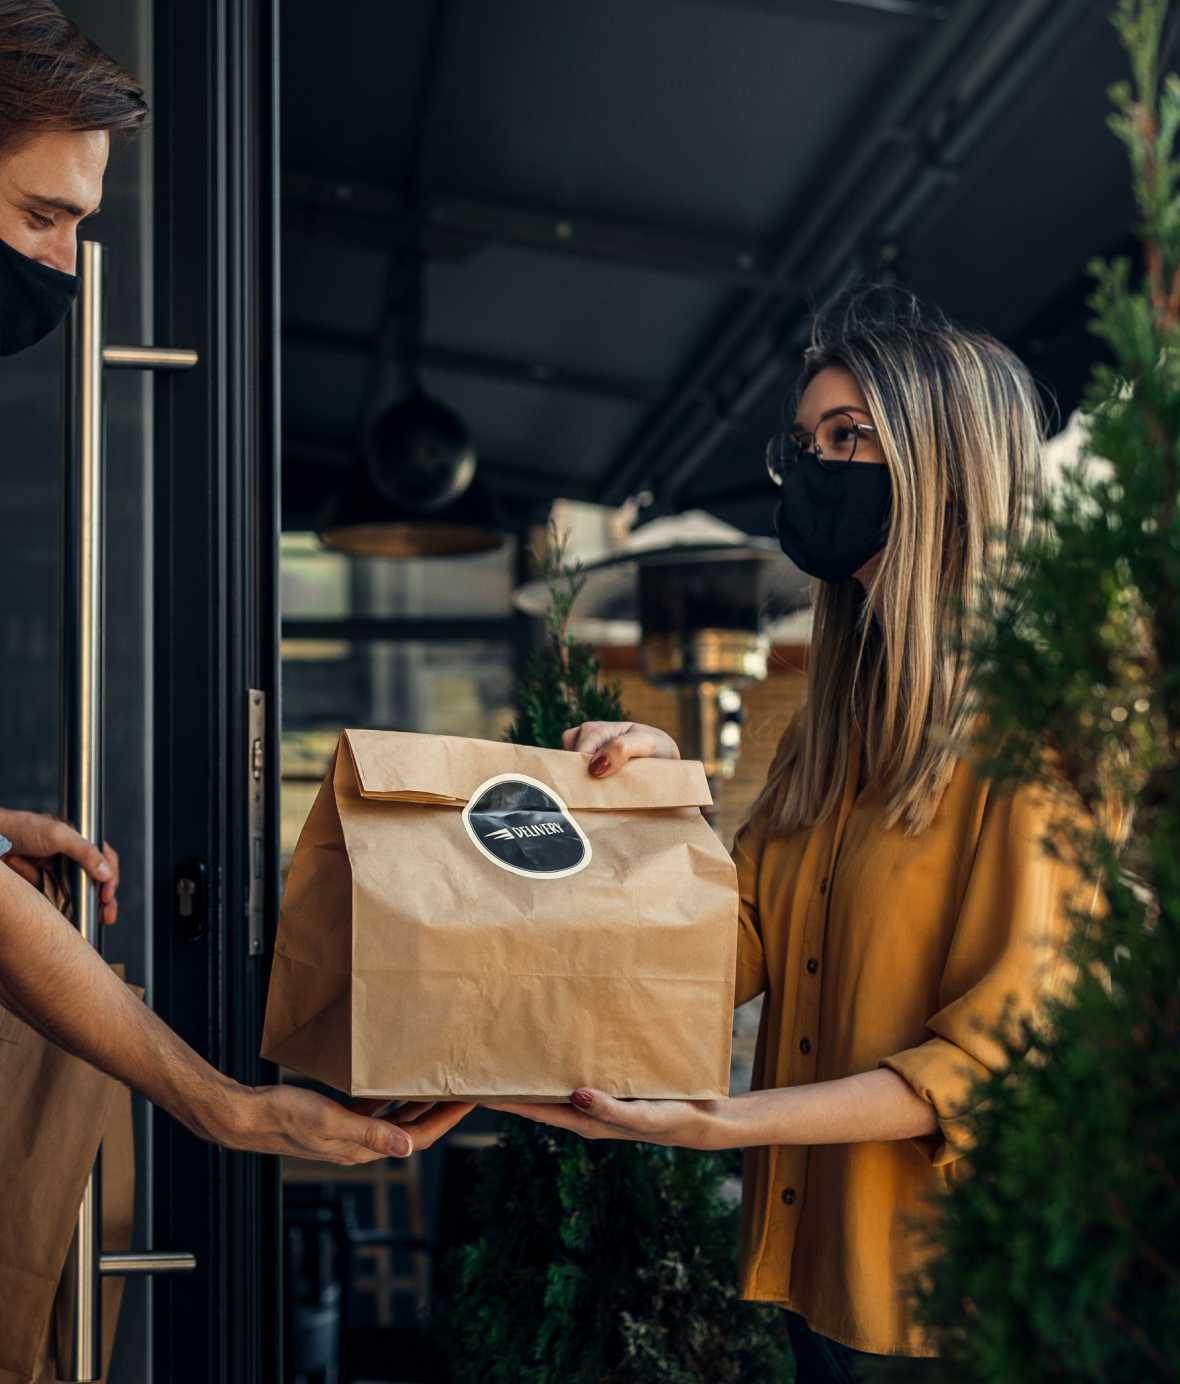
[262,729,738,1100]
[0,972,137,1384]
[38,1076,134,1384]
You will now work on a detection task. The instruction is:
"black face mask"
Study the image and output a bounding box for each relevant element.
[773,452,892,583]
[0,235,79,357]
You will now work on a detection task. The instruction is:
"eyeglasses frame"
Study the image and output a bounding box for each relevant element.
[765,412,879,486]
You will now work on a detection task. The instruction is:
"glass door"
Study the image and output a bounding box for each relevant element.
[147,1,283,1380]
[0,2,282,1379]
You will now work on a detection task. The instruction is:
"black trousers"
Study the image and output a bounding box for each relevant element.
[784,1310,946,1384]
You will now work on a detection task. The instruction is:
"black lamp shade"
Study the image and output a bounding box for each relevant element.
[365,388,477,513]
[316,460,504,558]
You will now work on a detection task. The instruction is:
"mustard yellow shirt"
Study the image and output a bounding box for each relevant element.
[733,729,1099,1357]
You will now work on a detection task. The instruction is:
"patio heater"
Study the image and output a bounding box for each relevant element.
[514,514,811,785]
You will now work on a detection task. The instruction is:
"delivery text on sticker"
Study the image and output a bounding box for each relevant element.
[461,772,592,880]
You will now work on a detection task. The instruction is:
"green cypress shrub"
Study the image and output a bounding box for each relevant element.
[908,4,1180,1378]
[438,527,792,1382]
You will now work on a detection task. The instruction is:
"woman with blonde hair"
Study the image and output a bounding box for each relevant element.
[492,288,1102,1379]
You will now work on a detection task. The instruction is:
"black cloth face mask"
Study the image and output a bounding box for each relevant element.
[773,451,892,583]
[0,235,79,357]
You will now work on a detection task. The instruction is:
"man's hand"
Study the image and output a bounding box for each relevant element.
[194,1085,475,1164]
[0,862,476,1163]
[0,808,119,924]
[196,1084,474,1164]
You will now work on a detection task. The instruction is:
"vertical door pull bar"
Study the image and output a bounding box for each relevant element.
[59,241,199,1383]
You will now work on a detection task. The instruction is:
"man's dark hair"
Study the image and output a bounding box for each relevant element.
[0,0,147,157]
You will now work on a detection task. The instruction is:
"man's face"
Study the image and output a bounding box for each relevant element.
[0,130,108,275]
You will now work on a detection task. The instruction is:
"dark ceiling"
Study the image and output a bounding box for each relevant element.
[280,0,1142,540]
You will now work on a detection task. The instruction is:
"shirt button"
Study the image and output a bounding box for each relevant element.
[799,1037,812,1055]
[806,958,819,974]
[781,1187,797,1205]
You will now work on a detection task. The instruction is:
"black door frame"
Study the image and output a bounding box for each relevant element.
[149,1,282,1378]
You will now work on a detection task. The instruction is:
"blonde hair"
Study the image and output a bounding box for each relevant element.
[756,286,1048,837]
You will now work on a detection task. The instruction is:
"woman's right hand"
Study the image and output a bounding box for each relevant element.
[562,722,680,779]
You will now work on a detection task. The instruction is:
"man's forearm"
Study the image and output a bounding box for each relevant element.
[0,865,237,1141]
[704,1069,939,1149]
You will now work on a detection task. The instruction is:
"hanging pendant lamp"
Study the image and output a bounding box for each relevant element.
[317,454,503,559]
[315,235,502,558]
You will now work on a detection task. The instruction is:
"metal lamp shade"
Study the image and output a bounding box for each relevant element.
[316,461,504,558]
[365,388,477,514]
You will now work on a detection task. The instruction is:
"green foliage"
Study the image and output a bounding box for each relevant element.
[443,1128,792,1383]
[909,5,1180,1379]
[505,525,629,747]
[439,524,792,1382]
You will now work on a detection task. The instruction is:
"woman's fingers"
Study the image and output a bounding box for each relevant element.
[561,721,630,756]
[561,722,681,779]
[488,1092,705,1147]
[486,1100,621,1141]
[588,726,680,779]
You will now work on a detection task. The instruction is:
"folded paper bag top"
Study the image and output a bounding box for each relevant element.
[262,728,739,1101]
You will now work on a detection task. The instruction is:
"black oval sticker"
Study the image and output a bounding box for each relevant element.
[461,773,591,879]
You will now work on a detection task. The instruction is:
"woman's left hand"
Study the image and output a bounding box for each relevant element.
[486,1088,730,1150]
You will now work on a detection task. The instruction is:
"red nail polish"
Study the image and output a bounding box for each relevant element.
[588,754,609,777]
[571,1089,593,1109]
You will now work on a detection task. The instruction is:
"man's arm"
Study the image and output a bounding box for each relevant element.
[0,865,470,1161]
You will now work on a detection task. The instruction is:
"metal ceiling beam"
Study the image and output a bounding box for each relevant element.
[284,173,771,284]
[596,0,1087,511]
[829,0,945,16]
[424,195,770,282]
[284,323,658,404]
[685,0,944,21]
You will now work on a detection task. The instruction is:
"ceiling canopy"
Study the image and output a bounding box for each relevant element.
[281,0,1143,539]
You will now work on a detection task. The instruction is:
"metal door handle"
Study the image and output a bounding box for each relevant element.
[100,1251,198,1276]
[60,240,199,1383]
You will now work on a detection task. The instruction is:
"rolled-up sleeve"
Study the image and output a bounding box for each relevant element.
[880,777,1102,1165]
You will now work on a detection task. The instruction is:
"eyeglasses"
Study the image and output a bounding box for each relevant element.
[765,411,878,487]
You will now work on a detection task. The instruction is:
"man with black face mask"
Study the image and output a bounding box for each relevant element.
[0,2,465,1162]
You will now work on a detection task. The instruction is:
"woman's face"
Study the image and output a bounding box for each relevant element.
[791,363,887,588]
